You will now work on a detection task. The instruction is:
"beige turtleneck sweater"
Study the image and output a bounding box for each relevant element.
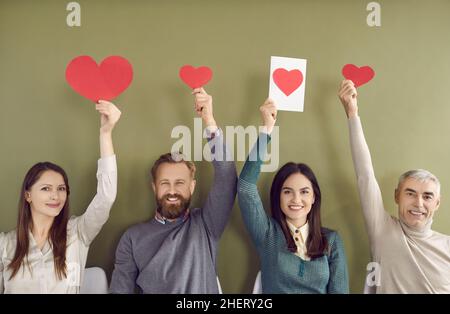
[348,116,450,293]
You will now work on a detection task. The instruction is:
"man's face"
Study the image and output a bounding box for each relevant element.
[152,162,196,220]
[395,177,440,229]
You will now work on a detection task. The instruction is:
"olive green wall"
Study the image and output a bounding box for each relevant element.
[1,0,450,293]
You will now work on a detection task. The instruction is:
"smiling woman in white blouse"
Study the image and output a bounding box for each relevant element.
[0,100,121,294]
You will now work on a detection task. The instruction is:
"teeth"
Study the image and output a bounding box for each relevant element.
[409,210,424,216]
[289,205,303,210]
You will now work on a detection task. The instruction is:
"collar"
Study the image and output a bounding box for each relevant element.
[287,221,309,243]
[154,209,190,225]
[399,217,433,239]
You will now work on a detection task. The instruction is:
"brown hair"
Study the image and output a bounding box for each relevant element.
[270,162,328,259]
[150,152,196,182]
[8,162,70,280]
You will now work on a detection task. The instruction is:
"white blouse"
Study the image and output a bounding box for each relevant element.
[287,221,310,261]
[0,155,117,294]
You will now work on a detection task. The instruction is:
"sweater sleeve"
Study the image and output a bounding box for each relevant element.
[200,128,237,240]
[109,230,139,294]
[348,116,390,242]
[237,133,273,247]
[0,232,4,294]
[326,232,349,294]
[73,155,117,246]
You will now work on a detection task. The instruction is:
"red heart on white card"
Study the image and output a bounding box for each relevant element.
[272,68,303,96]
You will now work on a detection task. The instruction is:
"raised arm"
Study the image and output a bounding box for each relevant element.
[74,101,121,245]
[338,80,389,240]
[192,88,237,240]
[0,233,4,294]
[237,99,276,246]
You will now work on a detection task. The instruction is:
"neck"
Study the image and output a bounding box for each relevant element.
[286,218,307,229]
[30,211,54,239]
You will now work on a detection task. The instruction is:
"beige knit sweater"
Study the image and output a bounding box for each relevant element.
[348,116,450,293]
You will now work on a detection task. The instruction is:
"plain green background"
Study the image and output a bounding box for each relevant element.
[1,0,450,293]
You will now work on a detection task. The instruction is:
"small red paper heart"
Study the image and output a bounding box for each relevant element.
[342,64,375,87]
[179,65,213,89]
[65,55,133,102]
[272,68,303,96]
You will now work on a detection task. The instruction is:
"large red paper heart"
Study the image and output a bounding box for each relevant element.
[179,65,213,89]
[272,68,303,96]
[65,56,133,102]
[342,64,375,87]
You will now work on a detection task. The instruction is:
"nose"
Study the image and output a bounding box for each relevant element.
[414,196,424,208]
[293,192,302,204]
[50,190,60,201]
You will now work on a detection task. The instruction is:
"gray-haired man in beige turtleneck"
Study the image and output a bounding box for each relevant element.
[338,79,450,293]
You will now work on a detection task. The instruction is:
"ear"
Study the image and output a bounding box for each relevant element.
[24,191,31,203]
[394,188,399,204]
[151,182,156,194]
[190,179,196,195]
[435,196,441,211]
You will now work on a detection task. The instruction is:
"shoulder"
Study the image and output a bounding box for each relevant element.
[0,229,17,250]
[120,221,154,240]
[321,228,343,246]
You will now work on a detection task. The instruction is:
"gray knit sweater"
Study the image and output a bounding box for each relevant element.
[109,129,237,294]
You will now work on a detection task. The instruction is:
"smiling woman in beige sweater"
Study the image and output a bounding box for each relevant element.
[339,79,450,293]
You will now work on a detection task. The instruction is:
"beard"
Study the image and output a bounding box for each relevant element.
[156,192,191,220]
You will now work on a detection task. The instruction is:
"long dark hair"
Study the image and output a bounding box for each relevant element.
[270,162,328,259]
[8,162,70,280]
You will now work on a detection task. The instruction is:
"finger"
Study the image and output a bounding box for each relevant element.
[97,100,114,106]
[191,88,202,95]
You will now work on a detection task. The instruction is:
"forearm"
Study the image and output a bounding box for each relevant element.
[239,132,271,184]
[201,129,237,239]
[76,155,117,245]
[100,130,114,158]
[347,116,387,236]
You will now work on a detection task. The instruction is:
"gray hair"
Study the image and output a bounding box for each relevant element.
[397,169,441,195]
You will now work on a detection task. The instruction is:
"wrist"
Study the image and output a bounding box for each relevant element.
[347,110,359,119]
[100,128,113,136]
[261,125,274,135]
[203,118,217,127]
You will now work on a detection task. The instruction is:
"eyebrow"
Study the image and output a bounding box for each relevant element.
[405,188,435,196]
[282,187,311,191]
[39,184,66,187]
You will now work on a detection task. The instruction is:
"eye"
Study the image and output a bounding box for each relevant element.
[424,195,433,200]
[283,190,291,195]
[41,187,50,191]
[301,190,310,194]
[58,187,66,192]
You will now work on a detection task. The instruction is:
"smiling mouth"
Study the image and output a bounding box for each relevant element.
[288,205,304,211]
[166,196,180,203]
[408,209,426,217]
[46,203,61,208]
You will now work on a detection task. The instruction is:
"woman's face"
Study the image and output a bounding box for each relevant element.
[25,170,67,219]
[280,173,315,228]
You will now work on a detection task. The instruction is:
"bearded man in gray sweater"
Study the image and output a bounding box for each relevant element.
[110,88,237,294]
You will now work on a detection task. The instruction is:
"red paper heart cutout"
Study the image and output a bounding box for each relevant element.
[342,64,375,87]
[272,68,303,96]
[179,65,213,89]
[65,56,133,102]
